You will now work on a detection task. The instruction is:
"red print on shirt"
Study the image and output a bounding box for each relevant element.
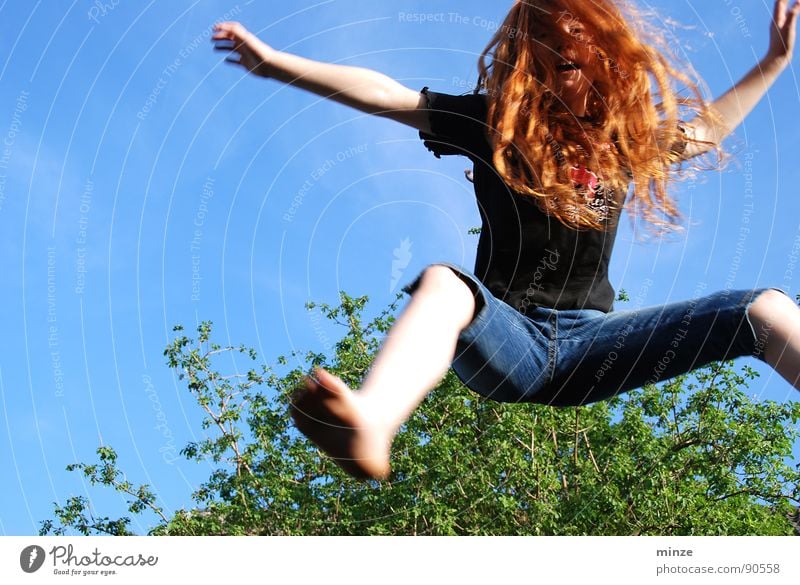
[570,164,611,222]
[570,164,600,191]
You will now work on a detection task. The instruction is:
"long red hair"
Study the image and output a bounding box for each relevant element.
[476,0,719,230]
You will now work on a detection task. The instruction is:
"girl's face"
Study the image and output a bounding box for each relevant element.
[538,13,596,112]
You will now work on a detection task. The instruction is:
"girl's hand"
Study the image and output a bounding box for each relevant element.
[212,22,275,77]
[767,0,800,66]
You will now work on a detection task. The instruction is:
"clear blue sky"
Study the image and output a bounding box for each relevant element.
[0,0,798,535]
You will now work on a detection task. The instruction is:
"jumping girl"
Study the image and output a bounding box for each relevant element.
[213,0,800,481]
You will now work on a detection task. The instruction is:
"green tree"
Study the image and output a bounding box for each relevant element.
[42,292,800,535]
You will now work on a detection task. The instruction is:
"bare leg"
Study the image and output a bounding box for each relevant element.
[290,265,477,479]
[747,289,800,388]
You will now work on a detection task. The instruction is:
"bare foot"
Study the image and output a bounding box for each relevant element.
[290,367,391,480]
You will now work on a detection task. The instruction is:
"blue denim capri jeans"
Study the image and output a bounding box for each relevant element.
[401,262,788,407]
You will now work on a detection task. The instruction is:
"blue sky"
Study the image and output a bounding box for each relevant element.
[0,0,798,535]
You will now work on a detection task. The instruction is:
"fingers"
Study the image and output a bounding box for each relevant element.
[211,21,270,74]
[776,0,800,25]
[212,21,248,41]
[212,22,249,67]
[788,1,800,31]
[773,0,799,38]
[784,0,799,35]
[775,0,788,25]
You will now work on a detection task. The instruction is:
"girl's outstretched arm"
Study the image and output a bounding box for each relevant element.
[681,0,798,159]
[212,21,431,133]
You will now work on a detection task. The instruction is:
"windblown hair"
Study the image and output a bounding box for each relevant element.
[477,0,719,231]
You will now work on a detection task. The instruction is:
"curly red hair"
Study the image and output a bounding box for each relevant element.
[477,0,719,231]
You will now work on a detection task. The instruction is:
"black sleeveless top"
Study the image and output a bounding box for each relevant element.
[419,86,639,313]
